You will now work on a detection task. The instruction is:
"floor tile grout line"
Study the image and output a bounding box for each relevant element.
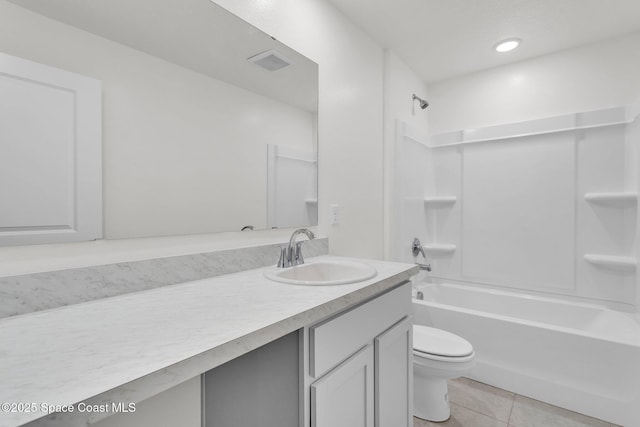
[449,402,510,425]
[449,379,516,423]
[509,392,613,427]
[506,392,517,426]
[448,378,615,427]
[450,398,511,424]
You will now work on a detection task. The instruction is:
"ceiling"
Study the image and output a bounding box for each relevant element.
[9,0,318,112]
[326,0,640,83]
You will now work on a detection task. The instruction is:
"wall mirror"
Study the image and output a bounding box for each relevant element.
[0,0,318,246]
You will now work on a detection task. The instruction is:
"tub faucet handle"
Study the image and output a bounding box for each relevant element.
[412,237,431,271]
[412,237,426,258]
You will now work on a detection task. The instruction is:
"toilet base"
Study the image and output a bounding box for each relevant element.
[412,326,475,422]
[414,374,451,422]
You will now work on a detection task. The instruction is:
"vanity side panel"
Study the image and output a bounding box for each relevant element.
[92,376,201,427]
[203,330,299,427]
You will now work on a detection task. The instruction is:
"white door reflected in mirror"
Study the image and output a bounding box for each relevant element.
[0,0,318,245]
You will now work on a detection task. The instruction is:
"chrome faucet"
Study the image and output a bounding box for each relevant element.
[278,228,316,268]
[412,237,432,272]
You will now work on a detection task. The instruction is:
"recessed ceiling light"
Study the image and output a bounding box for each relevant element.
[494,38,521,53]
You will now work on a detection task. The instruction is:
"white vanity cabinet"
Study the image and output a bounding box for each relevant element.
[307,282,412,427]
[202,281,412,427]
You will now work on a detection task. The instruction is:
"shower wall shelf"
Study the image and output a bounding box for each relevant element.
[425,104,640,148]
[305,198,318,205]
[584,192,637,206]
[423,244,457,253]
[424,196,457,205]
[584,254,637,271]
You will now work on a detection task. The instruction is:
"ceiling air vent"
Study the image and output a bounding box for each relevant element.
[247,49,292,71]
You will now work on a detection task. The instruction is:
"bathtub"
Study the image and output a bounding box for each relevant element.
[412,281,640,426]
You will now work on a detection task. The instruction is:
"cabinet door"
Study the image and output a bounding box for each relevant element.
[375,316,412,427]
[311,344,374,427]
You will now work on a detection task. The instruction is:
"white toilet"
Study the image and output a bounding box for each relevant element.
[413,325,475,422]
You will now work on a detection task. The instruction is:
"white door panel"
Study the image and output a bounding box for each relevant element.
[0,52,101,245]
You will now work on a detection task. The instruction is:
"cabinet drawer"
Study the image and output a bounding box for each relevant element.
[310,282,411,378]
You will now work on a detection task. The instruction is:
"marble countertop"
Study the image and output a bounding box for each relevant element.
[0,255,418,427]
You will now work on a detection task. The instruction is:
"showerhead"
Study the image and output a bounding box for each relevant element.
[412,94,429,110]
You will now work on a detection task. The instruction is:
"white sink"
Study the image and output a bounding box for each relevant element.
[264,259,377,286]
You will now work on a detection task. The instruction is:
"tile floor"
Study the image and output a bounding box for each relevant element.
[413,377,622,427]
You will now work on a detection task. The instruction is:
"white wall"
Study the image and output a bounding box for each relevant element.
[0,1,315,240]
[212,0,385,259]
[383,50,430,260]
[428,32,640,133]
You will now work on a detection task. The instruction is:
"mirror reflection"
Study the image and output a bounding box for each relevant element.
[0,0,318,245]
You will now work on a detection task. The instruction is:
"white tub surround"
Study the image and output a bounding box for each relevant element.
[412,281,640,426]
[0,234,327,319]
[0,256,417,427]
[394,104,639,310]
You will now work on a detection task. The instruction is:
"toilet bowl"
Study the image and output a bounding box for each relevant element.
[413,325,475,422]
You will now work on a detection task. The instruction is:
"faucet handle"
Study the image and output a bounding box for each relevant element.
[295,241,305,265]
[277,247,289,268]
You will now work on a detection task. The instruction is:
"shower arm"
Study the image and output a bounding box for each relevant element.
[412,94,429,110]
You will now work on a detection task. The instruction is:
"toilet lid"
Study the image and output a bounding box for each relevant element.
[413,325,473,358]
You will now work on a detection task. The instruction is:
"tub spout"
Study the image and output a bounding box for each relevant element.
[418,263,432,272]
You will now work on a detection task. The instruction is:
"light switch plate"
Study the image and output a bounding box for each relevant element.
[329,204,341,225]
